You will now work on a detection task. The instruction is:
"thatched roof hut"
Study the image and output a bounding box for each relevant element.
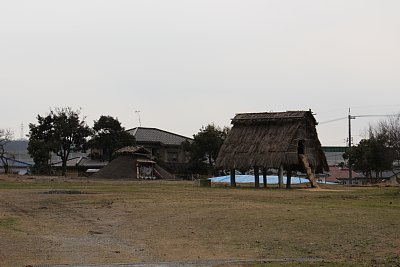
[216,111,328,187]
[93,146,175,180]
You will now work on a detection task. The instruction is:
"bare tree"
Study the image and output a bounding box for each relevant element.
[373,113,400,164]
[0,129,14,174]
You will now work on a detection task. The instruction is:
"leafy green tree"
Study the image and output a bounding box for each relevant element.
[0,129,14,174]
[88,115,135,160]
[28,107,91,175]
[188,124,229,174]
[344,136,395,180]
[27,139,52,174]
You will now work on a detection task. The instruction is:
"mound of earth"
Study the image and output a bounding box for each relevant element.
[93,156,138,179]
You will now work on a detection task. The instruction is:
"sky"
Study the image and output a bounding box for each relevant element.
[1,0,399,146]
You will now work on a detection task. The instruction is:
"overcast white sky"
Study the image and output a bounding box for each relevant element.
[1,0,399,146]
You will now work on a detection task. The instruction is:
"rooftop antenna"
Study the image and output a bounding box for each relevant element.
[20,122,24,140]
[135,110,142,127]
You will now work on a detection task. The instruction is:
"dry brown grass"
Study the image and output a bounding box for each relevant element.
[0,174,399,266]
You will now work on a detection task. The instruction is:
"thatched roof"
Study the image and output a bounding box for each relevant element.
[115,146,151,155]
[216,111,328,172]
[92,155,175,180]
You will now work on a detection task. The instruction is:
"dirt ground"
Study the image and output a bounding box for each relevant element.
[0,175,399,266]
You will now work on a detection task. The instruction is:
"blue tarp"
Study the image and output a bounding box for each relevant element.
[0,157,32,167]
[210,175,312,184]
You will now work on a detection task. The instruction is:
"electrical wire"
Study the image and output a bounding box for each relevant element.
[318,114,397,125]
[318,117,347,124]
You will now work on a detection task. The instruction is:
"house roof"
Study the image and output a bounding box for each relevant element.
[355,170,400,180]
[51,157,108,168]
[127,127,192,146]
[51,157,82,167]
[216,110,328,172]
[78,158,109,168]
[327,166,362,182]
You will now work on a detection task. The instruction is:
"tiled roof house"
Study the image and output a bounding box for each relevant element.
[127,127,192,165]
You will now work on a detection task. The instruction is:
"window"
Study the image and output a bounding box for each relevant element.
[167,151,179,162]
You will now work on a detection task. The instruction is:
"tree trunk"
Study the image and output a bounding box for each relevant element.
[286,168,292,189]
[4,164,9,174]
[263,168,267,188]
[62,160,67,176]
[230,169,236,187]
[278,165,284,189]
[208,152,213,175]
[0,157,9,174]
[254,166,259,188]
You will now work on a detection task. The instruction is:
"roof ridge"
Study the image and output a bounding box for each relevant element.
[130,127,193,140]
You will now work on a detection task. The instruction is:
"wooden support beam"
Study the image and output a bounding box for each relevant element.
[263,168,267,188]
[254,166,260,188]
[278,165,284,189]
[230,169,236,187]
[286,168,292,189]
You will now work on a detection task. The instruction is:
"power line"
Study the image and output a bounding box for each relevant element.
[318,111,397,184]
[318,117,347,124]
[353,114,395,118]
[318,114,396,125]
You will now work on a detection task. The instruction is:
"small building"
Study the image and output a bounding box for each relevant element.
[320,166,362,184]
[216,111,329,188]
[93,146,175,180]
[51,157,108,177]
[322,146,347,166]
[127,127,192,173]
[115,146,156,179]
[338,170,400,185]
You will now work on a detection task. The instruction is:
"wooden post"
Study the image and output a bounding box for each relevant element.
[230,169,236,187]
[263,168,267,188]
[286,168,292,189]
[254,166,260,188]
[278,165,284,189]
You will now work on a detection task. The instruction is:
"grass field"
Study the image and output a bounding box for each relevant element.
[0,175,399,266]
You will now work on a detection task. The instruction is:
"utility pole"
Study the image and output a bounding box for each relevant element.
[348,108,355,185]
[321,110,394,186]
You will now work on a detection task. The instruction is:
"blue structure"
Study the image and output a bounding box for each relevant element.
[0,157,32,175]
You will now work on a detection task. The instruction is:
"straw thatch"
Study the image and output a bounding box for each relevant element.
[115,146,151,155]
[93,146,176,180]
[216,111,328,173]
[93,155,143,179]
[92,155,175,180]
